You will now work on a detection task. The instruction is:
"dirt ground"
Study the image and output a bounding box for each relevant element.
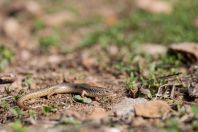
[0,0,198,132]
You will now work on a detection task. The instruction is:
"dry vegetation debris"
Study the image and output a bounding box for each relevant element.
[0,0,198,131]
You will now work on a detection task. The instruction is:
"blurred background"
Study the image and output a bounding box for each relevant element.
[0,0,198,131]
[0,0,197,71]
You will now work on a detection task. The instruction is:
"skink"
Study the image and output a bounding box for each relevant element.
[17,83,115,108]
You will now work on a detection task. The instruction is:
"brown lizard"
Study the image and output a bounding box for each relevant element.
[17,83,116,109]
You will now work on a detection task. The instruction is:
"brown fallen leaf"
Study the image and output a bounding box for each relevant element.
[134,0,173,14]
[81,51,98,70]
[105,15,118,27]
[112,97,148,116]
[20,50,31,61]
[168,42,198,63]
[25,1,43,17]
[137,44,167,56]
[132,117,147,127]
[0,73,16,84]
[88,107,107,120]
[107,45,119,56]
[80,126,121,132]
[3,18,20,39]
[43,11,76,27]
[3,18,30,41]
[64,110,83,120]
[98,6,118,18]
[47,55,64,65]
[27,120,57,131]
[134,100,171,118]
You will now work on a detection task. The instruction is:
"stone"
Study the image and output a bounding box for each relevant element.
[134,100,171,118]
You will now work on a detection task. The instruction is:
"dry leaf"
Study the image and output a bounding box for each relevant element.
[3,18,20,39]
[105,15,118,26]
[135,0,173,14]
[25,1,43,17]
[134,100,171,118]
[20,50,31,61]
[168,42,198,63]
[132,117,147,127]
[43,11,76,27]
[112,97,148,116]
[137,44,167,56]
[81,51,97,69]
[107,45,119,56]
[88,107,107,120]
[0,73,16,84]
[47,55,63,65]
[3,18,30,41]
[64,110,83,120]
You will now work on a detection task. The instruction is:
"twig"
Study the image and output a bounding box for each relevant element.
[0,96,14,101]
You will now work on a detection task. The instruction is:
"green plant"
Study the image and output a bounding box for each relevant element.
[9,107,24,117]
[164,118,179,132]
[0,45,14,71]
[160,54,182,66]
[0,100,10,111]
[39,35,59,50]
[28,109,37,119]
[127,72,138,91]
[42,105,57,114]
[113,62,132,74]
[80,31,101,48]
[82,0,198,47]
[33,19,45,31]
[192,105,198,118]
[192,121,198,130]
[22,74,33,88]
[73,95,92,104]
[10,120,28,132]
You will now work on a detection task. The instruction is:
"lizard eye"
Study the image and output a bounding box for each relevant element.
[105,90,110,93]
